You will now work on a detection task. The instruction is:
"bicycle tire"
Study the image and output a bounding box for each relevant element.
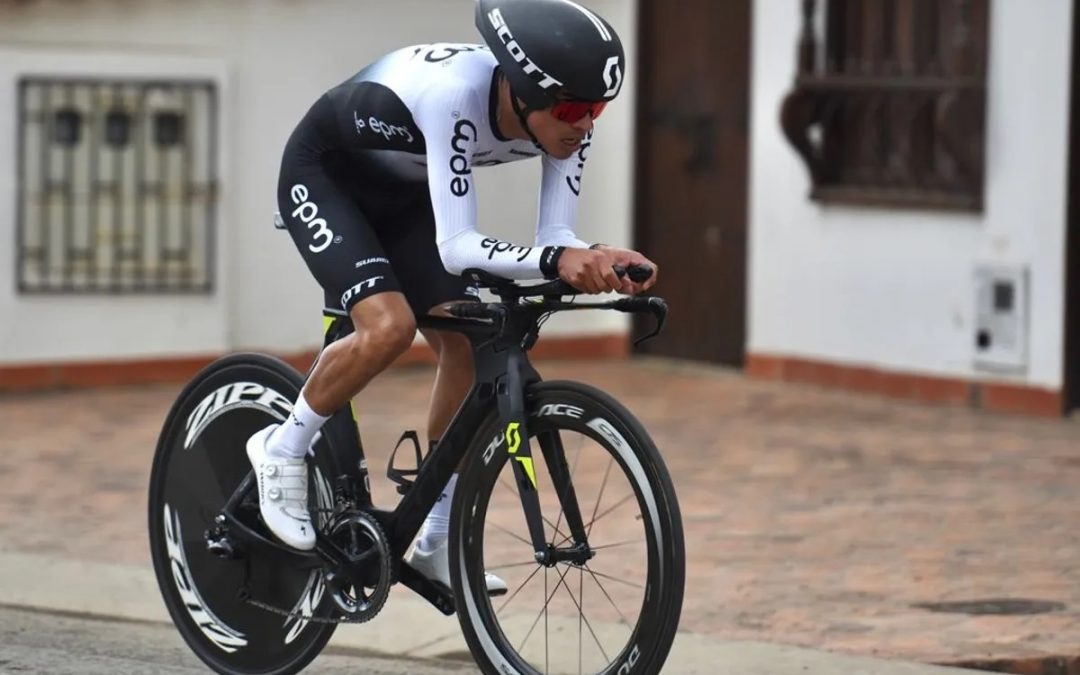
[450,380,685,675]
[148,353,338,675]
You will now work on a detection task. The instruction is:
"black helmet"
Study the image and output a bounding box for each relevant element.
[476,0,626,111]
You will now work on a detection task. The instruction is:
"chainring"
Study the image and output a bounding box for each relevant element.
[242,509,393,625]
[323,510,393,622]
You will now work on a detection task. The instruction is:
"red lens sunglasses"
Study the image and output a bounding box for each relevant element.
[550,100,608,123]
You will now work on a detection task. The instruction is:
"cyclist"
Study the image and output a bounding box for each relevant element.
[246,0,658,594]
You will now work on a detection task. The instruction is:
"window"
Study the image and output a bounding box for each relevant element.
[780,0,989,211]
[16,78,218,293]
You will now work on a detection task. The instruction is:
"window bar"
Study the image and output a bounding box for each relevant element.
[110,82,125,291]
[797,0,818,75]
[134,85,148,288]
[860,0,880,73]
[923,0,941,75]
[86,83,100,289]
[157,102,169,288]
[843,1,858,73]
[62,83,76,290]
[38,83,53,290]
[16,80,28,291]
[206,84,218,292]
[880,0,896,72]
[179,86,193,283]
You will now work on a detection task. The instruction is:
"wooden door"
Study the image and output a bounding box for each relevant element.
[633,0,751,365]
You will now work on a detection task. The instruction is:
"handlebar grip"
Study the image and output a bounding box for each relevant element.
[613,264,655,284]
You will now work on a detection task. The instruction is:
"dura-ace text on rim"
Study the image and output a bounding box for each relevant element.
[451,382,685,675]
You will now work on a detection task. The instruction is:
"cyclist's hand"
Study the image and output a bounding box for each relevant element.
[557,247,622,294]
[593,245,659,295]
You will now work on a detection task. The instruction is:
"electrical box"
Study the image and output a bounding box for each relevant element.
[974,265,1028,371]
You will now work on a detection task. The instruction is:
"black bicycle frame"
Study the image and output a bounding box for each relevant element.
[318,305,562,560]
[215,271,666,611]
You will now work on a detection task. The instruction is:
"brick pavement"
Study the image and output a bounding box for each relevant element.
[0,358,1078,671]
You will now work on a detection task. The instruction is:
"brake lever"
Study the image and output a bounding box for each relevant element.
[610,296,668,346]
[635,297,667,346]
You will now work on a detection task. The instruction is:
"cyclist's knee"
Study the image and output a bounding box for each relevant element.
[359,312,416,359]
[349,293,417,361]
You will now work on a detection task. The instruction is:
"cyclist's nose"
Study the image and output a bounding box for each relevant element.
[572,115,594,134]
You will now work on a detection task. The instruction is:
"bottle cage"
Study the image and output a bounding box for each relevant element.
[386,430,426,495]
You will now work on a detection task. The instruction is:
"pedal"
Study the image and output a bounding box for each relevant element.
[387,430,426,495]
[205,530,240,559]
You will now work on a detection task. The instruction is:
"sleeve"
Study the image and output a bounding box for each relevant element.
[535,131,593,249]
[416,82,558,280]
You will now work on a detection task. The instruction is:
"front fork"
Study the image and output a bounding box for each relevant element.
[498,351,593,566]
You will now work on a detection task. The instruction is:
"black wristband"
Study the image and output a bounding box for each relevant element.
[540,246,565,279]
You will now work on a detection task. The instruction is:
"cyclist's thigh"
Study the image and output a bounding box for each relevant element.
[277,160,402,316]
[379,187,479,316]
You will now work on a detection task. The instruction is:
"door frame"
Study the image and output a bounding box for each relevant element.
[1065,0,1080,413]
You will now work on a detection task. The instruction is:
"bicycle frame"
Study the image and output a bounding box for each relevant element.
[213,273,666,612]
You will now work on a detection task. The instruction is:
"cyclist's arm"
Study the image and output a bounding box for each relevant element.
[535,132,593,249]
[418,84,561,280]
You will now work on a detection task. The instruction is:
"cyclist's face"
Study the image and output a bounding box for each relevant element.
[527,108,594,160]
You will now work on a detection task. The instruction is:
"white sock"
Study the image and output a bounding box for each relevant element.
[267,391,330,459]
[418,473,458,552]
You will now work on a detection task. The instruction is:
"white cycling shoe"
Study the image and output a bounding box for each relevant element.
[404,539,508,596]
[246,424,316,551]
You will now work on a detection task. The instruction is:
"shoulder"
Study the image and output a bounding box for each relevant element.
[411,46,495,101]
[411,50,494,128]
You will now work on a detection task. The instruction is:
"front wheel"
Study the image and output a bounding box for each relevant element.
[451,381,685,675]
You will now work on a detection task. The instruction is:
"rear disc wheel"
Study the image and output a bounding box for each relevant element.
[148,353,338,675]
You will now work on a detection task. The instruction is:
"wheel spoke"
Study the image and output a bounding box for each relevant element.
[497,563,544,616]
[589,539,644,552]
[578,564,584,675]
[585,493,636,537]
[487,560,543,572]
[517,564,573,653]
[489,520,534,548]
[500,475,569,542]
[567,564,644,591]
[587,457,615,539]
[550,564,610,664]
[583,564,633,628]
[545,567,550,675]
[552,493,637,549]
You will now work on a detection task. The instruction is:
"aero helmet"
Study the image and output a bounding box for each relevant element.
[476,0,626,111]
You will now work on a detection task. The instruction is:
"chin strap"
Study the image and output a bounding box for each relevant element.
[510,93,544,150]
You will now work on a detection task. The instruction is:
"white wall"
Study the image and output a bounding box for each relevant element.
[749,0,1073,389]
[0,48,231,363]
[0,0,636,365]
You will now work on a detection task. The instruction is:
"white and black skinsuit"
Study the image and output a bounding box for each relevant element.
[276,43,594,317]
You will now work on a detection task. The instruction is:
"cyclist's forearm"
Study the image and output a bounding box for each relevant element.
[437,229,560,279]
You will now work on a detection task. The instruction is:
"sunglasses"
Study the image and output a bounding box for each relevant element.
[550,100,608,123]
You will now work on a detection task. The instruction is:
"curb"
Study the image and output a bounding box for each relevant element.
[0,551,986,674]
